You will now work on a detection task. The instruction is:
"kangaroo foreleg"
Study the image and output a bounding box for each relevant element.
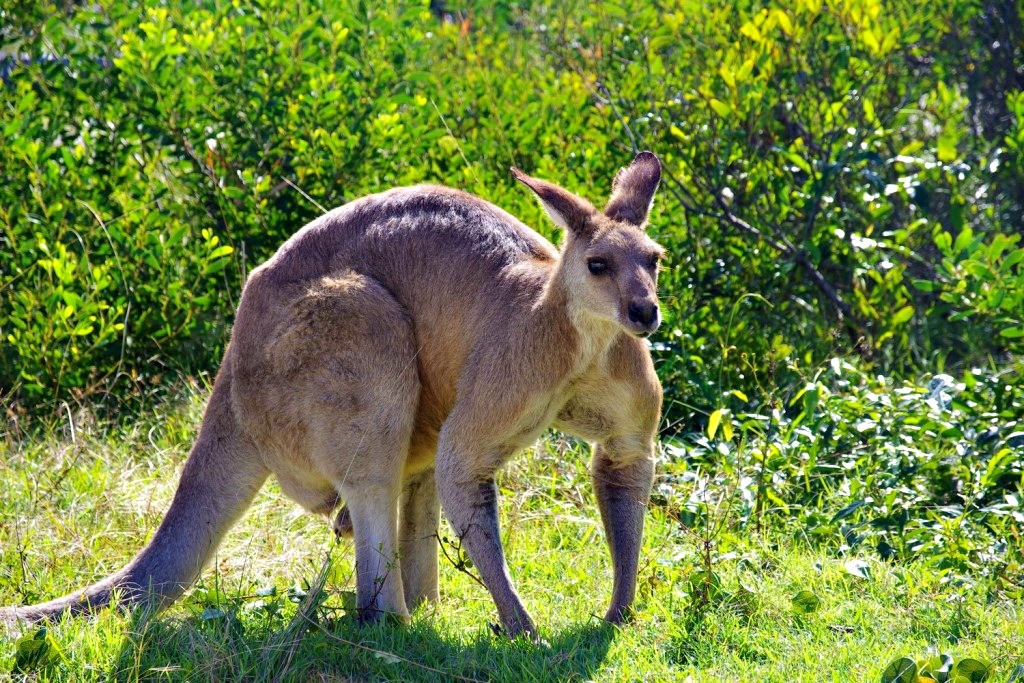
[436,447,535,637]
[592,444,654,624]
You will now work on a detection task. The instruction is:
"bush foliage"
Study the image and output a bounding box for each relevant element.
[2,0,1022,414]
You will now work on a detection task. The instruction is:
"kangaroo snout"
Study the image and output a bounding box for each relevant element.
[627,300,659,335]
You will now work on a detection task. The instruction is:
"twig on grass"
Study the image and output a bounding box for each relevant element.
[297,610,487,683]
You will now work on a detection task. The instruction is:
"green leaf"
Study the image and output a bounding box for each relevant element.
[773,9,793,36]
[736,59,754,81]
[208,245,234,260]
[880,657,918,683]
[912,279,936,292]
[709,99,731,117]
[937,129,958,162]
[830,499,865,524]
[951,659,992,683]
[791,590,820,614]
[1002,248,1024,271]
[721,410,734,441]
[891,306,914,325]
[920,654,954,682]
[14,628,61,673]
[707,408,723,440]
[953,227,974,254]
[863,97,876,124]
[739,22,764,42]
[718,64,735,89]
[687,570,722,600]
[786,151,812,174]
[1000,326,1024,339]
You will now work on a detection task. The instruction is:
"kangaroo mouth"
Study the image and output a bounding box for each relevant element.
[625,321,659,338]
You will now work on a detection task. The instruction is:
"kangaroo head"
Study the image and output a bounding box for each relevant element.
[512,151,664,338]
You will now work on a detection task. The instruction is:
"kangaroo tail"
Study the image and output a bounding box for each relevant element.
[0,369,269,625]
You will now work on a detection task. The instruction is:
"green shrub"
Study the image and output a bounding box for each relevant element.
[659,356,1024,580]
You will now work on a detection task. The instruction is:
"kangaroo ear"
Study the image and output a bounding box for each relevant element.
[511,167,596,235]
[604,151,661,227]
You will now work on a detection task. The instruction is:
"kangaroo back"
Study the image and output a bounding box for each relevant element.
[1,361,268,624]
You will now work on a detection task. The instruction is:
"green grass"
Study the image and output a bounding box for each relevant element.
[1,386,1022,681]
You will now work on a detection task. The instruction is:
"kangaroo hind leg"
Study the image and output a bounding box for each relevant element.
[399,465,441,608]
[290,271,420,623]
[336,463,440,607]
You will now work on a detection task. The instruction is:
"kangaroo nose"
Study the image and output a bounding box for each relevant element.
[627,301,658,328]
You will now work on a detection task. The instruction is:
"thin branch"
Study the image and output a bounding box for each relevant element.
[281,177,328,214]
[595,81,639,154]
[435,532,487,590]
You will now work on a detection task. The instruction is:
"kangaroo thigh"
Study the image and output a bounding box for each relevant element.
[240,269,420,493]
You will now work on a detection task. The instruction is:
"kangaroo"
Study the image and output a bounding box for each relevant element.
[1,152,664,638]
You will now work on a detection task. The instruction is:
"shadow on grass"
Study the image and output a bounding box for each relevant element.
[107,607,619,682]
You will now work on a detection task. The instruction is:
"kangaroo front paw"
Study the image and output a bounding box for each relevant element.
[332,505,353,538]
[495,610,537,640]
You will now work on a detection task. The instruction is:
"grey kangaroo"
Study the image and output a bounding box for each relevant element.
[1,151,665,638]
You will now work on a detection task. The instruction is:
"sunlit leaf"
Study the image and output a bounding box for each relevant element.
[709,98,731,116]
[881,657,918,683]
[707,408,722,440]
[951,659,992,683]
[791,590,820,614]
[937,129,958,162]
[844,559,871,580]
[891,306,914,325]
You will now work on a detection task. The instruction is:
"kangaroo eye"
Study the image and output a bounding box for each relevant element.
[587,258,608,276]
[647,255,660,270]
